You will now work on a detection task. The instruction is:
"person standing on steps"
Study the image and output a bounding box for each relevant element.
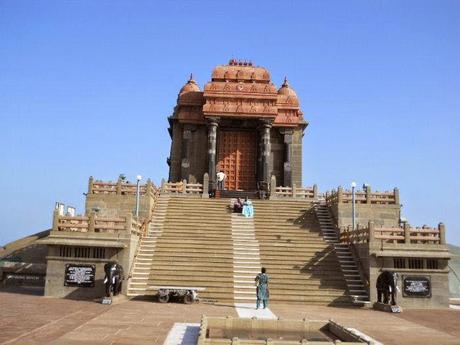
[255,267,269,309]
[216,170,226,190]
[242,197,254,218]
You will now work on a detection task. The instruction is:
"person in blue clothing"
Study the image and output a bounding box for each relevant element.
[255,267,269,309]
[242,197,254,218]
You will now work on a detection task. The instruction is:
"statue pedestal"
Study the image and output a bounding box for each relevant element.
[101,297,112,305]
[373,302,402,313]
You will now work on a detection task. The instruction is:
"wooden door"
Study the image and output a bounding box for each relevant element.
[217,131,257,190]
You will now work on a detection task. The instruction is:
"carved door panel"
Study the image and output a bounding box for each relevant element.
[218,131,257,190]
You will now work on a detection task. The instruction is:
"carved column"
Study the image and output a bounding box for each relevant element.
[207,117,219,191]
[259,120,272,189]
[281,129,293,187]
[180,125,193,181]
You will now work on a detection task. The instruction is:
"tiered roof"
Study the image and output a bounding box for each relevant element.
[173,60,305,127]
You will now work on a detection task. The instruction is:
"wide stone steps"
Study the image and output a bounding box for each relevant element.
[127,196,363,305]
[252,200,352,305]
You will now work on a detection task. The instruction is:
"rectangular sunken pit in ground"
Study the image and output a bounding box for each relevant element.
[197,316,370,345]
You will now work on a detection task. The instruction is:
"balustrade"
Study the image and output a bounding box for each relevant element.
[339,221,445,246]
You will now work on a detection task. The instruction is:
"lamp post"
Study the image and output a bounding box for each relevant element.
[135,175,142,218]
[351,181,356,231]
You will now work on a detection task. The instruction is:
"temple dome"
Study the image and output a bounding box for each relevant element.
[278,77,297,97]
[179,74,201,94]
[211,60,271,82]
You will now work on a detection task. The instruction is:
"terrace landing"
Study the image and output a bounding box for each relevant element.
[1,291,459,345]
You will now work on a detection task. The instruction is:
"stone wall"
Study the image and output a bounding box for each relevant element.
[189,125,207,183]
[330,203,400,229]
[168,121,183,183]
[270,129,284,185]
[368,256,449,309]
[44,246,119,299]
[85,193,154,220]
[291,128,302,187]
[43,230,140,299]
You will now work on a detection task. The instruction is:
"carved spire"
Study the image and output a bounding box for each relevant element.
[282,76,289,87]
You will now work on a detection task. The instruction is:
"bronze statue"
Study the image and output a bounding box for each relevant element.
[376,271,398,305]
[103,262,124,297]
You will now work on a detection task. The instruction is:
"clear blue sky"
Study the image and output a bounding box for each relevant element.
[1,1,459,246]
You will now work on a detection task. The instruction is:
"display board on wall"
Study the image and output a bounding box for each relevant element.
[402,275,431,298]
[64,264,96,287]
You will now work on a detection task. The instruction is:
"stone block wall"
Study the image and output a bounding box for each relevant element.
[291,128,302,187]
[44,246,119,299]
[368,256,449,309]
[168,121,183,183]
[330,203,401,229]
[85,193,154,220]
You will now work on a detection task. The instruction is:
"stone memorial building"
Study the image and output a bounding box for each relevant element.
[167,59,308,191]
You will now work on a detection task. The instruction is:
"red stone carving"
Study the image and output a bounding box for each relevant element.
[174,61,305,127]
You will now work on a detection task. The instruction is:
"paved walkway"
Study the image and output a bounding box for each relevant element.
[1,291,460,345]
[234,302,277,319]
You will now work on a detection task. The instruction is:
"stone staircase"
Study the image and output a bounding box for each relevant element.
[129,196,234,302]
[127,195,362,305]
[127,194,169,296]
[314,203,370,303]
[231,210,262,304]
[253,199,352,305]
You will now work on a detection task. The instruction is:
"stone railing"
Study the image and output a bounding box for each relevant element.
[269,176,318,200]
[325,185,399,205]
[88,176,157,196]
[161,179,204,196]
[272,185,318,199]
[52,210,144,236]
[339,221,446,245]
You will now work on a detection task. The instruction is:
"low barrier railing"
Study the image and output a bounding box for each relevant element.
[52,210,142,236]
[325,185,399,205]
[88,176,157,196]
[162,180,203,195]
[273,185,317,199]
[339,221,446,245]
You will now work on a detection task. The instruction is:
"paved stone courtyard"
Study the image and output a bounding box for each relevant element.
[1,290,460,345]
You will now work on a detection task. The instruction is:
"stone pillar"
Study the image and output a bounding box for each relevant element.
[52,209,60,232]
[116,175,122,195]
[281,129,293,187]
[394,187,400,205]
[88,212,96,232]
[404,222,411,244]
[366,185,372,204]
[259,120,272,189]
[181,126,193,181]
[337,186,343,203]
[438,222,446,245]
[202,173,209,198]
[88,176,94,194]
[269,175,277,200]
[207,118,219,192]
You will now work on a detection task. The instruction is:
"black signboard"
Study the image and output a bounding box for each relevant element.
[402,275,431,298]
[64,264,96,287]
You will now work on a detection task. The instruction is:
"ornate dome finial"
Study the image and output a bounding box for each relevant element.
[282,76,289,87]
[179,73,200,94]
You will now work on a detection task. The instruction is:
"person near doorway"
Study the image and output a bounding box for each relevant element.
[255,267,269,309]
[216,170,226,190]
[242,197,254,218]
